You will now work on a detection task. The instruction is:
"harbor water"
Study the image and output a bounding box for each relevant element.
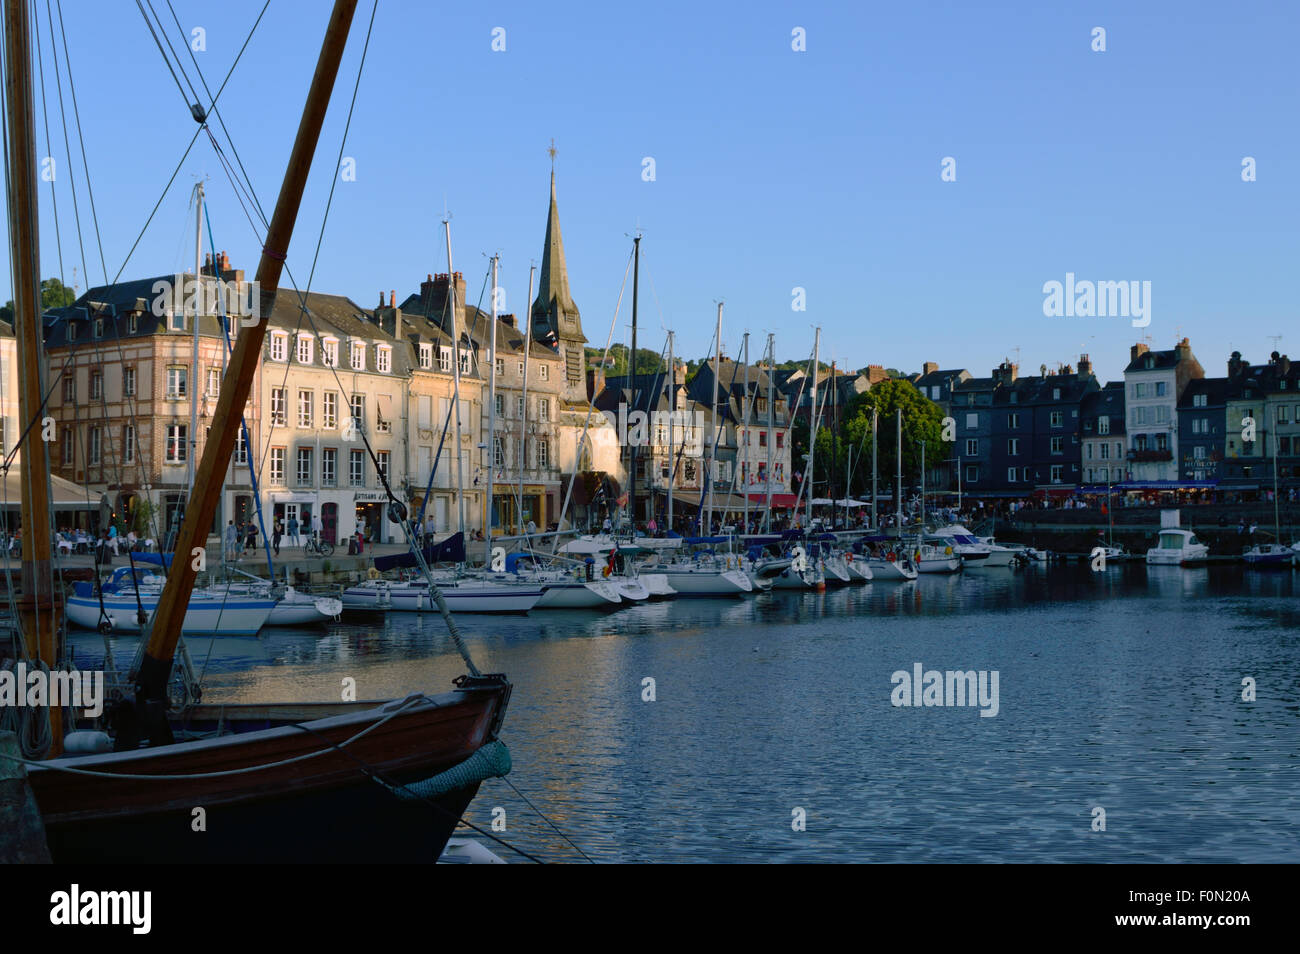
[69,564,1300,863]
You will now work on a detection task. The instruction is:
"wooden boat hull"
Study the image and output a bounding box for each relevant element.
[29,680,511,863]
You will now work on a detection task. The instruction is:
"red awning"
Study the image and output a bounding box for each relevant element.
[746,493,798,508]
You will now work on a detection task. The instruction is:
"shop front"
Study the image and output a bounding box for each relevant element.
[492,483,548,534]
[354,491,389,544]
[270,492,318,543]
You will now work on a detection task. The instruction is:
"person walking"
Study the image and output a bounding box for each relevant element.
[107,522,119,556]
[288,515,300,548]
[311,511,323,545]
[272,519,283,557]
[224,520,238,562]
[245,520,257,554]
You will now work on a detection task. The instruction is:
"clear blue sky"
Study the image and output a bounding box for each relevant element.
[5,0,1298,385]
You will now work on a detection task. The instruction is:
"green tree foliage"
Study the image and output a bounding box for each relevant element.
[585,343,662,376]
[830,379,949,498]
[1,277,77,324]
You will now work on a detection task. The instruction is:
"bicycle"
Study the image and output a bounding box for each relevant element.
[304,536,334,557]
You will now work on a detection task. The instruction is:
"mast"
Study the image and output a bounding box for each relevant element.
[485,253,498,562]
[666,329,674,531]
[1273,403,1281,541]
[895,408,902,535]
[871,406,878,532]
[187,181,203,508]
[444,219,467,544]
[742,332,750,534]
[706,302,722,534]
[764,333,774,533]
[629,235,640,531]
[806,327,820,529]
[5,0,62,751]
[830,359,837,530]
[134,0,359,734]
[517,264,534,535]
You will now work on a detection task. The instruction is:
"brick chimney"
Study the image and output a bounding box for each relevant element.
[1077,353,1092,379]
[866,364,888,387]
[501,313,515,328]
[993,359,1017,384]
[1174,337,1190,362]
[586,366,606,402]
[1228,350,1243,377]
[922,361,938,376]
[1131,342,1150,362]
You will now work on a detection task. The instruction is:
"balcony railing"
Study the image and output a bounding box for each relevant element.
[1127,448,1172,462]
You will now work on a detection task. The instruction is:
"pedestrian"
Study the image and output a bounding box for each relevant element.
[311,511,323,544]
[246,521,257,553]
[272,519,282,556]
[355,526,366,555]
[224,520,238,562]
[107,522,119,556]
[288,515,300,547]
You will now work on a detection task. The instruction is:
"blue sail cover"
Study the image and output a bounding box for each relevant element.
[373,532,467,572]
[133,551,174,567]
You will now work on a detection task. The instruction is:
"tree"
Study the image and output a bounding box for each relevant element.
[1,276,77,324]
[836,379,949,500]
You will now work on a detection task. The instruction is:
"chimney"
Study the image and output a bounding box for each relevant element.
[1175,337,1190,362]
[1228,350,1243,377]
[501,313,515,328]
[1280,354,1291,377]
[586,366,606,402]
[1131,342,1149,362]
[922,361,938,377]
[219,250,230,273]
[390,290,396,308]
[1078,353,1092,379]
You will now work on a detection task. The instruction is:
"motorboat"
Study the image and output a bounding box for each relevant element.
[1145,529,1210,566]
[66,567,276,636]
[1242,542,1294,568]
[342,577,543,613]
[931,525,1016,567]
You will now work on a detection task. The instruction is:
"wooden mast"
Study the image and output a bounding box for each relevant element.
[4,0,62,752]
[132,0,359,735]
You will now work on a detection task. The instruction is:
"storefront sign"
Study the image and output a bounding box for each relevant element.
[354,491,388,502]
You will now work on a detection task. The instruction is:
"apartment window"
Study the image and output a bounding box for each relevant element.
[1100,443,1110,459]
[1155,381,1167,397]
[1007,467,1017,483]
[270,333,288,361]
[1009,392,1018,404]
[1155,406,1169,424]
[1193,393,1207,407]
[1192,419,1206,435]
[1279,406,1292,425]
[298,389,313,427]
[1193,445,1206,460]
[1134,407,1147,425]
[495,357,505,377]
[1114,442,1122,459]
[458,349,471,374]
[322,338,339,367]
[376,345,391,373]
[349,450,365,486]
[166,424,187,463]
[350,395,365,430]
[297,335,313,364]
[965,465,978,483]
[1052,388,1061,400]
[271,387,287,426]
[1097,416,1109,435]
[123,367,136,397]
[538,439,549,468]
[777,432,785,449]
[123,425,136,464]
[1050,410,1063,428]
[759,431,768,448]
[965,439,978,456]
[89,426,101,465]
[234,429,248,465]
[439,346,451,372]
[540,364,549,381]
[1051,436,1063,454]
[323,391,337,429]
[376,450,390,482]
[128,315,138,334]
[495,394,505,416]
[1008,412,1020,429]
[90,371,103,401]
[350,341,365,371]
[376,397,392,433]
[1134,383,1146,399]
[322,448,337,487]
[965,413,977,429]
[1086,444,1093,459]
[517,361,525,376]
[1008,438,1020,456]
[419,343,433,370]
[61,428,74,465]
[539,398,550,422]
[1155,434,1169,451]
[516,396,525,417]
[296,447,313,485]
[206,368,220,398]
[1050,464,1063,483]
[166,366,187,399]
[269,447,285,483]
[492,437,504,469]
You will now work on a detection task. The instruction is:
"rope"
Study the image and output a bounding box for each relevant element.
[0,659,53,760]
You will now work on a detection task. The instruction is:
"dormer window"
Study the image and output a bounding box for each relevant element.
[297,334,314,364]
[438,346,451,372]
[376,345,391,373]
[128,314,138,334]
[458,349,471,374]
[1145,356,1154,369]
[322,337,339,367]
[350,341,365,371]
[67,320,77,341]
[270,332,288,362]
[94,318,103,338]
[419,343,433,370]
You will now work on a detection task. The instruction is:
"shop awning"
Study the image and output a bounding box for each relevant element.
[745,492,799,508]
[0,469,99,509]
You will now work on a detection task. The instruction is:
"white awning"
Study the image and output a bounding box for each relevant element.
[0,468,98,509]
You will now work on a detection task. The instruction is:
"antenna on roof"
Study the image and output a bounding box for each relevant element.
[1268,334,1283,352]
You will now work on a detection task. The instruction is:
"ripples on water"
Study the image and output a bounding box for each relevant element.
[69,564,1299,863]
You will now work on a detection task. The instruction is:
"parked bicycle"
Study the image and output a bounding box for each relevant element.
[304,536,334,557]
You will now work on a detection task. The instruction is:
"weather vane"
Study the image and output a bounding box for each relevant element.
[548,138,557,168]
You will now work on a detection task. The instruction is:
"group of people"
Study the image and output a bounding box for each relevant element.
[225,512,326,561]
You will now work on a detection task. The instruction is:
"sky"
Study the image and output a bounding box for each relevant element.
[3,0,1298,385]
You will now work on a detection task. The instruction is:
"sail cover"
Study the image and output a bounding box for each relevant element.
[373,532,466,571]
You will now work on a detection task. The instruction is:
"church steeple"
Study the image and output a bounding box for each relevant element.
[531,161,586,389]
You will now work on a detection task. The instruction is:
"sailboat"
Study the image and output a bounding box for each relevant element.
[1244,406,1294,567]
[12,1,512,862]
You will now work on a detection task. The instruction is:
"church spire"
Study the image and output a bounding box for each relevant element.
[531,153,586,389]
